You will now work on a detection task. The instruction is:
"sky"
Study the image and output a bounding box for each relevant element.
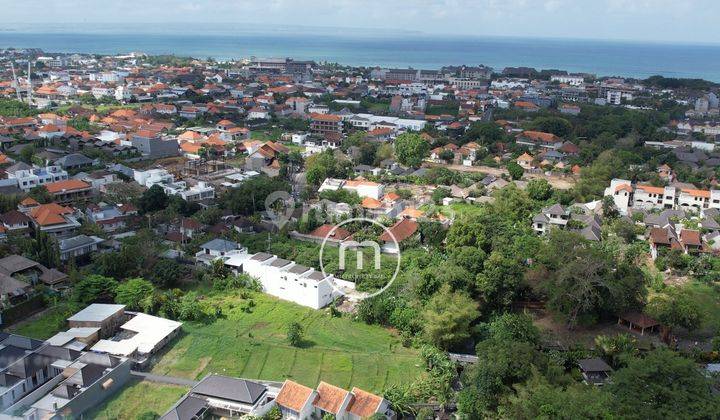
[1,0,718,44]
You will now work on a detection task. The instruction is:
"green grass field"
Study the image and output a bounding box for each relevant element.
[151,291,423,392]
[681,281,720,333]
[8,303,75,340]
[87,380,188,419]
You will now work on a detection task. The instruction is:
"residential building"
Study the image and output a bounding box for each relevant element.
[310,113,343,137]
[160,375,278,420]
[275,380,393,420]
[58,235,104,261]
[603,179,720,215]
[130,132,179,158]
[226,252,347,310]
[17,352,131,419]
[318,178,385,200]
[44,179,92,204]
[195,238,245,266]
[6,163,68,192]
[26,203,81,238]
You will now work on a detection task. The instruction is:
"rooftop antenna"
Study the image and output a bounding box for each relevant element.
[27,61,33,105]
[9,62,22,101]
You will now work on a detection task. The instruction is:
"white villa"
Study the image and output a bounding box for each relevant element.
[605,178,720,215]
[224,252,350,309]
[318,178,385,200]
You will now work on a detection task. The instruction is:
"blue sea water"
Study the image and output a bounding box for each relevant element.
[1,23,719,81]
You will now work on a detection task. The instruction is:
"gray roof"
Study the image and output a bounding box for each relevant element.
[59,235,103,252]
[5,162,32,173]
[250,252,273,262]
[0,273,29,296]
[0,255,41,276]
[200,238,238,252]
[701,217,720,230]
[269,258,292,268]
[67,304,125,323]
[306,271,328,281]
[533,213,550,224]
[192,375,267,405]
[577,358,612,372]
[55,153,93,168]
[542,203,567,216]
[287,264,311,275]
[161,395,208,420]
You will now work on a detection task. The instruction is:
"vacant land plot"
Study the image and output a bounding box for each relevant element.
[678,281,720,336]
[87,380,188,419]
[7,302,75,340]
[151,291,423,392]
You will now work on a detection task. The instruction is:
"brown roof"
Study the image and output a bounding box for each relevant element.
[29,203,74,226]
[519,130,560,143]
[44,179,91,194]
[346,387,383,417]
[309,224,351,240]
[379,218,419,243]
[312,382,349,414]
[621,312,659,329]
[310,113,342,122]
[649,227,675,245]
[276,380,314,412]
[680,229,702,246]
[361,197,383,209]
[181,218,202,230]
[20,197,39,207]
[0,210,31,226]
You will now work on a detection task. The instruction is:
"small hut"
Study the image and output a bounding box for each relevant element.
[618,312,660,335]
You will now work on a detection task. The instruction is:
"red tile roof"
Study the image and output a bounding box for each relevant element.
[44,179,90,194]
[309,224,351,240]
[379,218,419,243]
[276,380,314,412]
[29,203,74,226]
[347,387,383,418]
[313,382,349,414]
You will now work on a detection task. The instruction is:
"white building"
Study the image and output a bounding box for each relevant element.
[6,164,68,192]
[550,74,585,86]
[604,178,720,215]
[226,252,346,310]
[318,178,385,200]
[133,169,215,202]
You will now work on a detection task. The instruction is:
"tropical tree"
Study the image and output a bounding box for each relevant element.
[608,349,720,419]
[394,133,430,167]
[115,278,155,311]
[646,287,704,341]
[507,161,524,180]
[422,284,479,349]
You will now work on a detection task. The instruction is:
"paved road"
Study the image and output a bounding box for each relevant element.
[130,371,198,387]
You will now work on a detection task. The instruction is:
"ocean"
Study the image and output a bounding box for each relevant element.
[1,23,720,82]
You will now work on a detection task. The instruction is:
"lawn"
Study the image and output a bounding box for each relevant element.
[8,302,75,340]
[86,380,188,419]
[250,129,282,141]
[681,281,720,334]
[442,202,485,219]
[151,291,423,393]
